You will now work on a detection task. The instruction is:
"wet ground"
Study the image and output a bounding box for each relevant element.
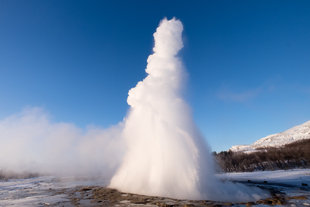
[57,184,310,207]
[0,169,309,206]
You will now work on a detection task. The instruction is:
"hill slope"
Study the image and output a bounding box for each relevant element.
[230,121,310,153]
[215,139,310,172]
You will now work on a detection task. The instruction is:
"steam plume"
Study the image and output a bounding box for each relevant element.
[109,18,213,199]
[0,108,124,178]
[109,18,267,201]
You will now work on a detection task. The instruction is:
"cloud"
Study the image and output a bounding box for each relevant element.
[216,79,278,103]
[301,86,310,95]
[217,87,262,103]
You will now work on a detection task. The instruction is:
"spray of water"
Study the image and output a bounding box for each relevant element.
[109,18,267,201]
[109,18,213,199]
[0,18,268,202]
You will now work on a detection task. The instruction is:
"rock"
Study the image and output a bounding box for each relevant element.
[288,195,307,200]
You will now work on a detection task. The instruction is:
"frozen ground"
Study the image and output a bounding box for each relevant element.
[0,169,309,206]
[218,169,310,185]
[218,169,310,206]
[0,176,108,206]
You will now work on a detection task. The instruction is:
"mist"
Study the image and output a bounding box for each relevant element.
[0,107,124,178]
[0,18,268,202]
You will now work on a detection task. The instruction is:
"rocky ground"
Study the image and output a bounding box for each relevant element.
[49,184,309,207]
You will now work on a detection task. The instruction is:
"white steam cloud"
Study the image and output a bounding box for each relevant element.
[109,18,267,201]
[0,18,268,202]
[0,107,124,178]
[109,18,213,199]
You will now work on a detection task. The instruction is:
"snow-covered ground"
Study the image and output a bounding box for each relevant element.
[218,169,310,206]
[0,176,108,206]
[0,169,309,206]
[218,169,310,184]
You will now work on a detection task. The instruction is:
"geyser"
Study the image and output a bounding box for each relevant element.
[109,18,213,199]
[109,18,268,201]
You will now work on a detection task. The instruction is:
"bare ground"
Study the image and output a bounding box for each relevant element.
[49,185,309,207]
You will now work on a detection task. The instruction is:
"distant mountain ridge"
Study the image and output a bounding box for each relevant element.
[230,120,310,153]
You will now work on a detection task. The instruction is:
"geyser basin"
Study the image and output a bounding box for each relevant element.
[109,18,269,202]
[0,17,269,203]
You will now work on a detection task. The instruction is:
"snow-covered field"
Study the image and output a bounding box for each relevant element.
[218,169,310,206]
[218,169,310,184]
[0,169,309,206]
[0,176,108,206]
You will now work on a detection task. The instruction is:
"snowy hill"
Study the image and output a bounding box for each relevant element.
[230,120,310,153]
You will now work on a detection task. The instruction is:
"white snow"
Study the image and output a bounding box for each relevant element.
[218,169,310,185]
[218,169,310,206]
[230,120,310,153]
[0,176,108,206]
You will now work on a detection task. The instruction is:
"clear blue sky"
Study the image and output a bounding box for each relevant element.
[1,0,310,152]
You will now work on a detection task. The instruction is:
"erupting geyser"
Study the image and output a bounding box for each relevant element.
[109,18,214,199]
[109,18,267,201]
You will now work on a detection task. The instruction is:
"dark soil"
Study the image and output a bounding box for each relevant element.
[55,185,309,207]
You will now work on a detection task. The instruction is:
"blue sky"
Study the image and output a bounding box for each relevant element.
[1,0,310,152]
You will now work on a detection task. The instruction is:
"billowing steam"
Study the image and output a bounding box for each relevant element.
[0,18,268,202]
[0,107,124,178]
[109,18,213,199]
[109,18,267,201]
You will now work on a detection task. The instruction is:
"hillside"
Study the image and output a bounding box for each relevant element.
[230,121,310,153]
[215,139,310,172]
